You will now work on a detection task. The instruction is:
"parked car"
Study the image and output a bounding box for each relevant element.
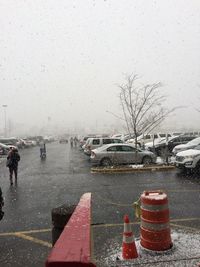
[110,133,135,142]
[0,137,18,147]
[90,143,156,166]
[110,133,125,139]
[84,137,123,156]
[0,143,10,155]
[16,139,25,149]
[175,145,200,172]
[21,138,34,148]
[127,133,172,146]
[172,136,200,155]
[59,138,68,144]
[34,136,45,145]
[146,135,196,156]
[79,136,96,149]
[145,138,166,155]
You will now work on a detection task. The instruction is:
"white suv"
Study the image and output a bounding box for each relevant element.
[172,136,200,155]
[84,137,123,156]
[175,145,200,172]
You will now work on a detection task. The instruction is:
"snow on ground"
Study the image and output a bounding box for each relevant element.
[130,165,144,168]
[156,157,176,165]
[96,228,200,267]
[156,157,164,165]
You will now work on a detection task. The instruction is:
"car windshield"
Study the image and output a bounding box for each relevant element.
[187,137,200,145]
[159,134,166,137]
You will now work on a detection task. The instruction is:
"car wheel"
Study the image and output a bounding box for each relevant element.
[101,158,112,166]
[142,156,152,165]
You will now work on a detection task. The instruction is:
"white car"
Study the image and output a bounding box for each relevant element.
[145,138,166,150]
[0,143,10,155]
[172,137,200,155]
[90,143,156,166]
[175,145,200,172]
[127,133,172,146]
[84,137,123,156]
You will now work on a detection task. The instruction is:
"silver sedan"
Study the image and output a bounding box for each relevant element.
[90,143,156,166]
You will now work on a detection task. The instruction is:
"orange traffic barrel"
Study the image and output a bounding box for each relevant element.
[140,190,172,251]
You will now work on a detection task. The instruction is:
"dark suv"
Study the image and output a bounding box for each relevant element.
[168,136,196,152]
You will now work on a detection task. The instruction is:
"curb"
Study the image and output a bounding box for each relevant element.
[91,165,175,174]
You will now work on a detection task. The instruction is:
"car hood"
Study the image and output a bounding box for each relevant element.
[174,144,190,150]
[145,138,166,148]
[176,149,200,157]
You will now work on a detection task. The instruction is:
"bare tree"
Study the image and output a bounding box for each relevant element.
[118,74,178,150]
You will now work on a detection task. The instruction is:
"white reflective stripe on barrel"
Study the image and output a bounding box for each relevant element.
[124,223,131,233]
[141,220,170,231]
[123,235,134,243]
[141,203,168,211]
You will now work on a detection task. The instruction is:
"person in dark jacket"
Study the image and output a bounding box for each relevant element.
[7,148,20,185]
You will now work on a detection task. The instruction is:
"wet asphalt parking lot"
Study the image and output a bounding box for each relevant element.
[0,142,200,266]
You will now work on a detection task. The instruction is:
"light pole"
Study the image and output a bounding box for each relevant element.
[2,105,7,137]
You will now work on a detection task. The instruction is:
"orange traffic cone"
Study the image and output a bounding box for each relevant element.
[122,214,138,259]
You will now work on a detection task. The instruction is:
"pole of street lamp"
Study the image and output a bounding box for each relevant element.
[2,105,7,137]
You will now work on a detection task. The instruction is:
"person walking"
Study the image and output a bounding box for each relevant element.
[39,140,46,159]
[6,148,20,185]
[74,136,78,147]
[70,137,74,148]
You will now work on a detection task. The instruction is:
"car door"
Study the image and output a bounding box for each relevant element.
[120,145,137,164]
[106,145,118,164]
[106,145,126,164]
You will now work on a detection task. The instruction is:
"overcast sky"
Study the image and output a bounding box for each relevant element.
[1,0,200,135]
